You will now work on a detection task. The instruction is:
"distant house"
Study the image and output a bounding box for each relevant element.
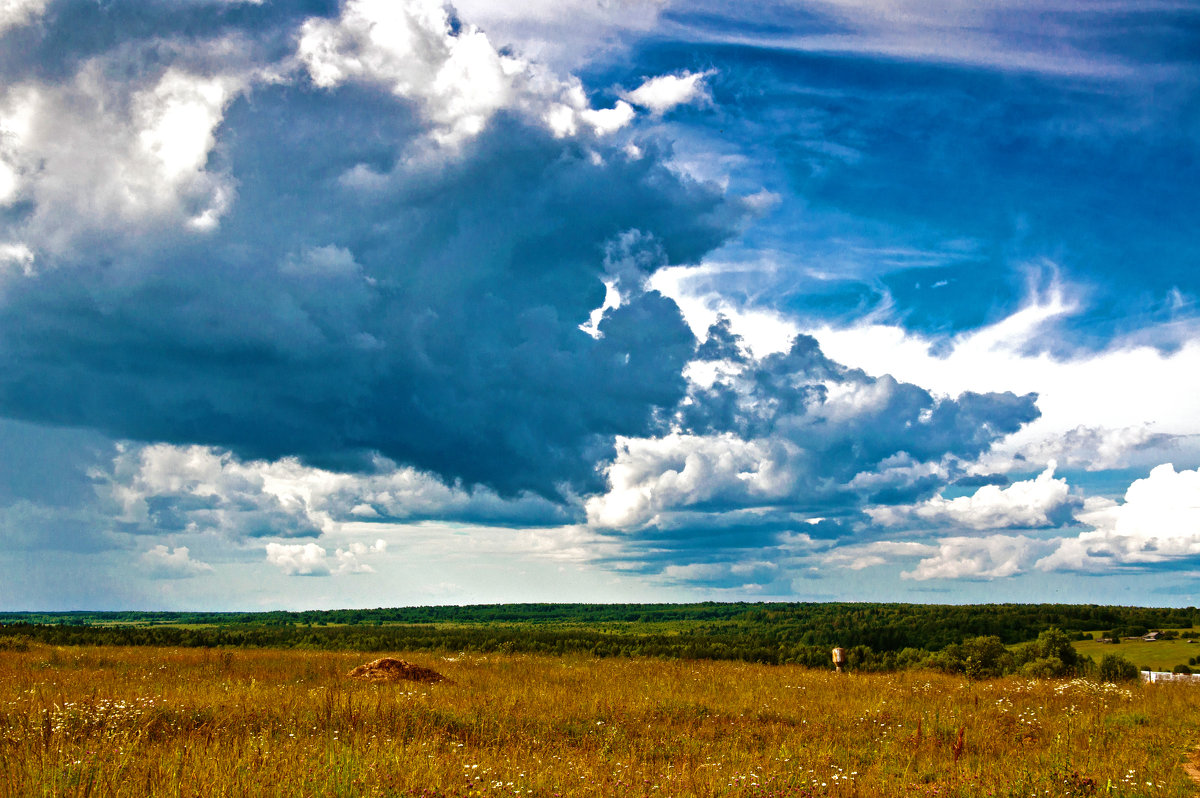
[1142,631,1163,641]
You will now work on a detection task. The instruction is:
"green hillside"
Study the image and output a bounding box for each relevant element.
[1074,630,1200,672]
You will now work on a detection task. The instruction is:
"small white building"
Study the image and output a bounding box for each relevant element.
[1141,671,1200,683]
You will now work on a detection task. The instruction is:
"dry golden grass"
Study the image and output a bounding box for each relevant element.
[2,643,1199,797]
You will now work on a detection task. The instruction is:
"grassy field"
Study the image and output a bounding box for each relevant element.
[1075,632,1200,673]
[3,643,1200,797]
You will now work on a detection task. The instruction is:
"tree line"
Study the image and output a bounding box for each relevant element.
[1,602,1195,678]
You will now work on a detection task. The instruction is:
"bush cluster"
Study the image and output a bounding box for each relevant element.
[925,628,1088,679]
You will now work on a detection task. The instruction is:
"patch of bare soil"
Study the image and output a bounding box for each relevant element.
[347,657,447,683]
[1184,746,1200,786]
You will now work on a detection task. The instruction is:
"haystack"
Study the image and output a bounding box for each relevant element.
[347,657,446,683]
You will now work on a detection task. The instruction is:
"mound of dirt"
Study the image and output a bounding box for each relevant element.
[347,658,446,683]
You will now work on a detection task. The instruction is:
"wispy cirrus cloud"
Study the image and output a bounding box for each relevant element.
[659,0,1197,79]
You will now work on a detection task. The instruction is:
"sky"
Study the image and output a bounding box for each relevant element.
[0,0,1198,610]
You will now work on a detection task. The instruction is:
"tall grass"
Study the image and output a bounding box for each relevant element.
[2,643,1198,797]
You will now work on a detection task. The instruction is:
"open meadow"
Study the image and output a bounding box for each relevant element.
[1073,634,1200,674]
[3,643,1200,797]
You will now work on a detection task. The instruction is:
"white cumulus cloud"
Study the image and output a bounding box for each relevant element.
[810,282,1200,475]
[140,544,213,579]
[102,442,571,541]
[298,0,522,145]
[298,0,638,146]
[822,540,936,571]
[578,100,636,135]
[265,542,331,576]
[624,70,714,115]
[868,463,1076,531]
[0,58,249,252]
[0,242,34,278]
[334,539,388,574]
[266,539,386,576]
[585,433,800,530]
[901,534,1046,581]
[0,0,47,34]
[1037,463,1200,571]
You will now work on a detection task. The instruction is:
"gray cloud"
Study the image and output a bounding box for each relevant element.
[0,0,742,500]
[0,417,114,508]
[0,1,1070,599]
[589,323,1039,528]
[0,418,122,553]
[579,321,1041,585]
[99,442,576,540]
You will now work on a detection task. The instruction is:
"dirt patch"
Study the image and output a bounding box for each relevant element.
[347,657,447,683]
[1185,746,1200,786]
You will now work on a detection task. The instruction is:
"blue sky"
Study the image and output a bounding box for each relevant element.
[1,0,1198,610]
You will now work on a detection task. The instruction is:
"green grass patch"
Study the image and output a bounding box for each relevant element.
[1074,629,1200,671]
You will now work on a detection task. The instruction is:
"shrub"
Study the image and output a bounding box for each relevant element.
[1098,654,1140,682]
[1012,628,1083,677]
[1173,664,1192,675]
[926,635,1011,679]
[1021,657,1068,678]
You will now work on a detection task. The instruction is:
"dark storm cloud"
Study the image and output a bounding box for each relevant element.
[0,0,1059,598]
[953,473,1011,488]
[0,1,742,499]
[682,325,1040,483]
[0,419,122,553]
[0,418,114,508]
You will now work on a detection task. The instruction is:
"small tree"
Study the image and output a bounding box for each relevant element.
[927,635,1011,679]
[1012,628,1083,677]
[1098,654,1139,682]
[960,635,1012,679]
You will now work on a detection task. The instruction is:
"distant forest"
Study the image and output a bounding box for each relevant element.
[1,603,1194,675]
